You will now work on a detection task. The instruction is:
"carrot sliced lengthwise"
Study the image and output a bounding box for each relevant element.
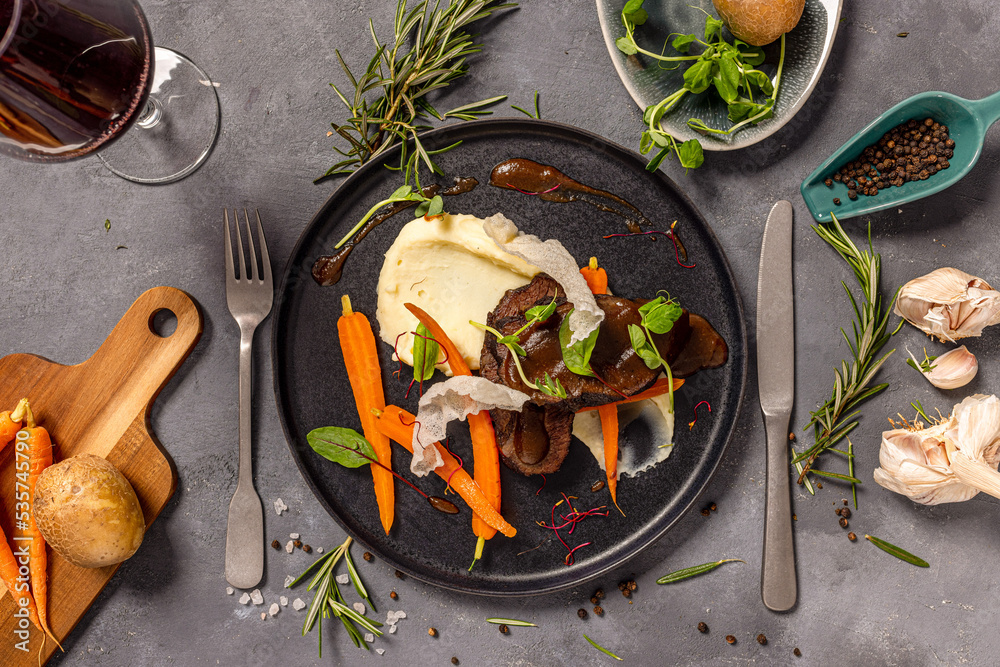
[373,405,516,538]
[576,378,684,412]
[339,294,394,535]
[580,257,624,515]
[403,303,503,558]
[12,400,61,649]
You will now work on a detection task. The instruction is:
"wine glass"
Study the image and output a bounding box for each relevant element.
[0,0,220,184]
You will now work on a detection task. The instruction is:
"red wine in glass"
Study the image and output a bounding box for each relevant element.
[0,0,219,182]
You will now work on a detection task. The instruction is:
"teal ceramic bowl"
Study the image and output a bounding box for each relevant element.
[801,90,1000,222]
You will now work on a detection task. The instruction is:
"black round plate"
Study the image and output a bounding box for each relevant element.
[272,119,747,596]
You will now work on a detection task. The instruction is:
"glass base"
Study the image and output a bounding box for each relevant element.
[98,47,220,185]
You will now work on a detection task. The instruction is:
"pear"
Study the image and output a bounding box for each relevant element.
[712,0,805,46]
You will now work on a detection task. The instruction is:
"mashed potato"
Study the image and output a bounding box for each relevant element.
[376,213,539,374]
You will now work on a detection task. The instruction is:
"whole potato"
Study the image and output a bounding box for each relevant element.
[33,454,145,568]
[713,0,805,46]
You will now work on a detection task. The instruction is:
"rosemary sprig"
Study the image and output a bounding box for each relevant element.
[291,536,383,656]
[655,558,744,584]
[865,534,930,568]
[321,0,514,180]
[584,634,623,661]
[793,215,902,490]
[486,617,538,627]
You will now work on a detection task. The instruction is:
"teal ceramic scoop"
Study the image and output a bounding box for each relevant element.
[800,90,1000,222]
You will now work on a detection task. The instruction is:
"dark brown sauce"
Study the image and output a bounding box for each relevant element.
[671,314,728,378]
[311,176,479,286]
[428,496,460,514]
[490,159,652,233]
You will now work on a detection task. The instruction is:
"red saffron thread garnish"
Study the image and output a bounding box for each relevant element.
[564,542,592,566]
[505,183,561,196]
[440,436,465,493]
[536,474,547,496]
[537,495,608,565]
[688,400,712,430]
[391,331,408,380]
[602,229,695,269]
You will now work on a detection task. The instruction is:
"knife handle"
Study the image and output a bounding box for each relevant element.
[761,412,797,612]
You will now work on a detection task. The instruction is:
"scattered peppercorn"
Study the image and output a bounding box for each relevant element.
[429,627,438,637]
[841,507,852,519]
[363,551,374,562]
[839,517,849,529]
[835,508,843,517]
[698,622,709,633]
[701,508,711,516]
[794,648,802,657]
[848,532,857,541]
[817,482,823,489]
[595,589,605,599]
[726,635,736,645]
[824,178,833,187]
[833,198,841,206]
[395,570,405,579]
[843,499,849,506]
[590,596,599,604]
[303,544,312,553]
[757,634,767,645]
[499,624,509,634]
[578,608,588,619]
[293,540,303,549]
[709,503,717,512]
[390,590,398,599]
[271,540,280,550]
[451,658,460,665]
[591,480,605,492]
[788,432,795,441]
[593,606,604,616]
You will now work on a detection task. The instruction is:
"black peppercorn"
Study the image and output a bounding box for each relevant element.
[590,596,599,604]
[848,532,857,541]
[593,605,604,616]
[395,570,406,579]
[271,540,280,550]
[833,198,841,206]
[824,178,833,187]
[578,608,588,619]
[726,635,736,645]
[363,551,373,562]
[839,517,849,528]
[452,658,460,665]
[303,544,312,553]
[293,540,302,549]
[390,590,398,599]
[841,507,851,519]
[709,503,717,512]
[595,589,605,599]
[698,622,708,633]
[701,508,710,516]
[429,627,438,637]
[499,624,509,634]
[794,648,802,657]
[757,634,767,645]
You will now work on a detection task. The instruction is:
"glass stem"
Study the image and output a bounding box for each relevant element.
[136,97,162,129]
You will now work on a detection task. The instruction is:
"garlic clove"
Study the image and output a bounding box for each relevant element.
[910,345,978,389]
[874,429,977,504]
[893,267,1000,342]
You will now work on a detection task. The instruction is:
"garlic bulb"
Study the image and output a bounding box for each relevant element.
[894,267,1000,342]
[874,394,1000,505]
[907,345,978,389]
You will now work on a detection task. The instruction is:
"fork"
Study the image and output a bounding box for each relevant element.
[223,208,273,589]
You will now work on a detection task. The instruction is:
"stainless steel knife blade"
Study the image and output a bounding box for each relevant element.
[757,200,797,612]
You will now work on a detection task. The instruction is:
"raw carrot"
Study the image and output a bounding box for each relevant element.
[339,294,394,535]
[372,406,516,538]
[576,377,684,412]
[0,398,27,454]
[11,400,61,649]
[403,303,503,558]
[580,258,624,515]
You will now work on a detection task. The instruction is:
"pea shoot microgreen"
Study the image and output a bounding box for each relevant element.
[559,309,600,377]
[617,0,784,171]
[412,322,440,384]
[627,294,683,410]
[471,295,567,397]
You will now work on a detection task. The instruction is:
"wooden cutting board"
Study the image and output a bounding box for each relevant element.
[0,286,202,665]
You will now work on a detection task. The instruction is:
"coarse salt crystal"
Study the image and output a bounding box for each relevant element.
[336,574,350,585]
[284,575,295,588]
[376,649,385,655]
[274,498,288,515]
[280,596,288,606]
[389,625,397,634]
[353,603,366,615]
[289,532,300,539]
[365,633,374,642]
[226,587,234,595]
[285,540,295,554]
[250,589,264,605]
[316,547,324,554]
[238,593,250,605]
[292,598,306,611]
[269,603,280,617]
[395,611,406,619]
[260,613,267,621]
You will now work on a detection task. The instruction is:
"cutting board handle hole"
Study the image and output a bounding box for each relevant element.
[149,308,178,338]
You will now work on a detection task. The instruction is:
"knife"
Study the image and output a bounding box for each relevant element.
[757,200,797,612]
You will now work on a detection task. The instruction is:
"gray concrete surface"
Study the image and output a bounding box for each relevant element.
[2,0,999,665]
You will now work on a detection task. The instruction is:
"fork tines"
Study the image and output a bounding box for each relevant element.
[224,208,272,284]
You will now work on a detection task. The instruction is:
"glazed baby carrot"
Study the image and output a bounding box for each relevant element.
[11,400,61,648]
[576,377,685,412]
[403,304,502,558]
[339,294,394,535]
[580,258,623,515]
[372,406,516,538]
